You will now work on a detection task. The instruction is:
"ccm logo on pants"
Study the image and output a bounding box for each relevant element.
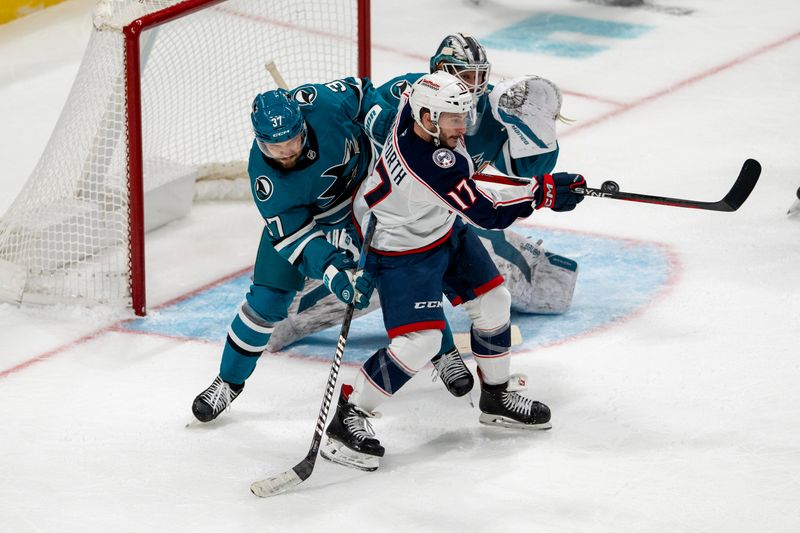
[414,301,443,309]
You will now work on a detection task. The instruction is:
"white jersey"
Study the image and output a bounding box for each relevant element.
[353,93,538,254]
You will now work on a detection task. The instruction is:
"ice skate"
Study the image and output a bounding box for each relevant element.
[478,381,551,430]
[431,347,474,397]
[321,387,384,471]
[191,376,244,423]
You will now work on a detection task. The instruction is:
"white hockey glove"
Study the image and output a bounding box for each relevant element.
[325,228,360,260]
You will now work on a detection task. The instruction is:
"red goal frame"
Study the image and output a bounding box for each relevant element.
[121,0,371,315]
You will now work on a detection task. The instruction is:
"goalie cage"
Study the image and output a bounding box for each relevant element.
[0,0,371,315]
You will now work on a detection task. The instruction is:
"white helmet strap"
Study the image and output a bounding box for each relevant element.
[417,109,442,146]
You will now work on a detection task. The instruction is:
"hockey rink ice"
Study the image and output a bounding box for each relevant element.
[1,0,799,531]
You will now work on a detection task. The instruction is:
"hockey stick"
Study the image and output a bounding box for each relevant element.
[265,61,289,90]
[250,214,378,498]
[475,159,761,212]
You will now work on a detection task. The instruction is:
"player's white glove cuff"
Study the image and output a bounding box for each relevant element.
[323,264,356,304]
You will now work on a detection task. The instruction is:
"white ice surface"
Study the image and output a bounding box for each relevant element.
[1,1,799,532]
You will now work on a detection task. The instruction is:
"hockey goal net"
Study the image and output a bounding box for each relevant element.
[0,0,370,315]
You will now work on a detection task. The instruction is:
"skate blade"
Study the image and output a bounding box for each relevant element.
[320,438,380,472]
[479,412,552,431]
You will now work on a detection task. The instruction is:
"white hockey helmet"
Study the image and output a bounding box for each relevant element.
[409,71,475,138]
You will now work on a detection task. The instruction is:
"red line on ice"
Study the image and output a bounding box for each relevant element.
[562,30,800,137]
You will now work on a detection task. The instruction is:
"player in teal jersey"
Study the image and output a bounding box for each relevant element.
[191,78,395,423]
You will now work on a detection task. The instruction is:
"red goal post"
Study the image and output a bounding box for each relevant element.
[0,0,371,316]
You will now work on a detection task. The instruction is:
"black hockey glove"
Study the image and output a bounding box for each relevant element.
[533,172,586,212]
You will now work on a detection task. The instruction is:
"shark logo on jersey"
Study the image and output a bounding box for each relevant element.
[319,138,360,208]
[471,152,487,170]
[293,86,318,106]
[433,148,456,168]
[390,80,411,99]
[254,176,274,201]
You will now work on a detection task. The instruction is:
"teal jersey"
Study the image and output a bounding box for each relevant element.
[248,77,394,280]
[378,73,559,178]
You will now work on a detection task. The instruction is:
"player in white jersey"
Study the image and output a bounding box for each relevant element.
[320,72,589,471]
[265,33,579,402]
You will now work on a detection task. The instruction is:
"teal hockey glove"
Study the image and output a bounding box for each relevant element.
[352,270,375,310]
[323,254,373,310]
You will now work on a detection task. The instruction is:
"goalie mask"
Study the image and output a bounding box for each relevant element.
[251,89,307,161]
[429,33,491,98]
[409,71,475,144]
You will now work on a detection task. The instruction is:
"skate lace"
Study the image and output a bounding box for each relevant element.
[200,378,233,412]
[502,390,534,416]
[431,349,469,386]
[343,407,377,444]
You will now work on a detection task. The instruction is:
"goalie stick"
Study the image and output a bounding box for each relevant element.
[475,159,761,212]
[250,214,378,498]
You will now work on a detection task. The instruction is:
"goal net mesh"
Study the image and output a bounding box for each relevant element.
[0,0,361,308]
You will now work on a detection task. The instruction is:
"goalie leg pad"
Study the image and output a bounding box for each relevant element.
[474,228,578,314]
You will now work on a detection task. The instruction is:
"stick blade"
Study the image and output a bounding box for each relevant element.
[719,158,761,211]
[250,457,315,498]
[250,469,303,498]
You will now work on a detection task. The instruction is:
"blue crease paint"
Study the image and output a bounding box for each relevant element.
[123,227,673,363]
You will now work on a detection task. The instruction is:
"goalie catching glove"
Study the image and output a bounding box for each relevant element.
[533,172,586,212]
[323,254,374,309]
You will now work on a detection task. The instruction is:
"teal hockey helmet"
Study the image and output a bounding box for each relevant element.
[429,33,491,97]
[251,89,306,150]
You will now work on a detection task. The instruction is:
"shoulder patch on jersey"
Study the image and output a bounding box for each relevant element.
[391,80,411,100]
[432,148,456,168]
[254,176,274,201]
[293,86,318,106]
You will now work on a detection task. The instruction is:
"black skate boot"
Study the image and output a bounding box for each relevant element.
[478,381,551,430]
[431,347,474,397]
[321,385,384,471]
[191,376,244,422]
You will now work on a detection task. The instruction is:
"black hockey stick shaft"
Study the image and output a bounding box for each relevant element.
[576,159,761,212]
[250,214,378,498]
[474,159,761,212]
